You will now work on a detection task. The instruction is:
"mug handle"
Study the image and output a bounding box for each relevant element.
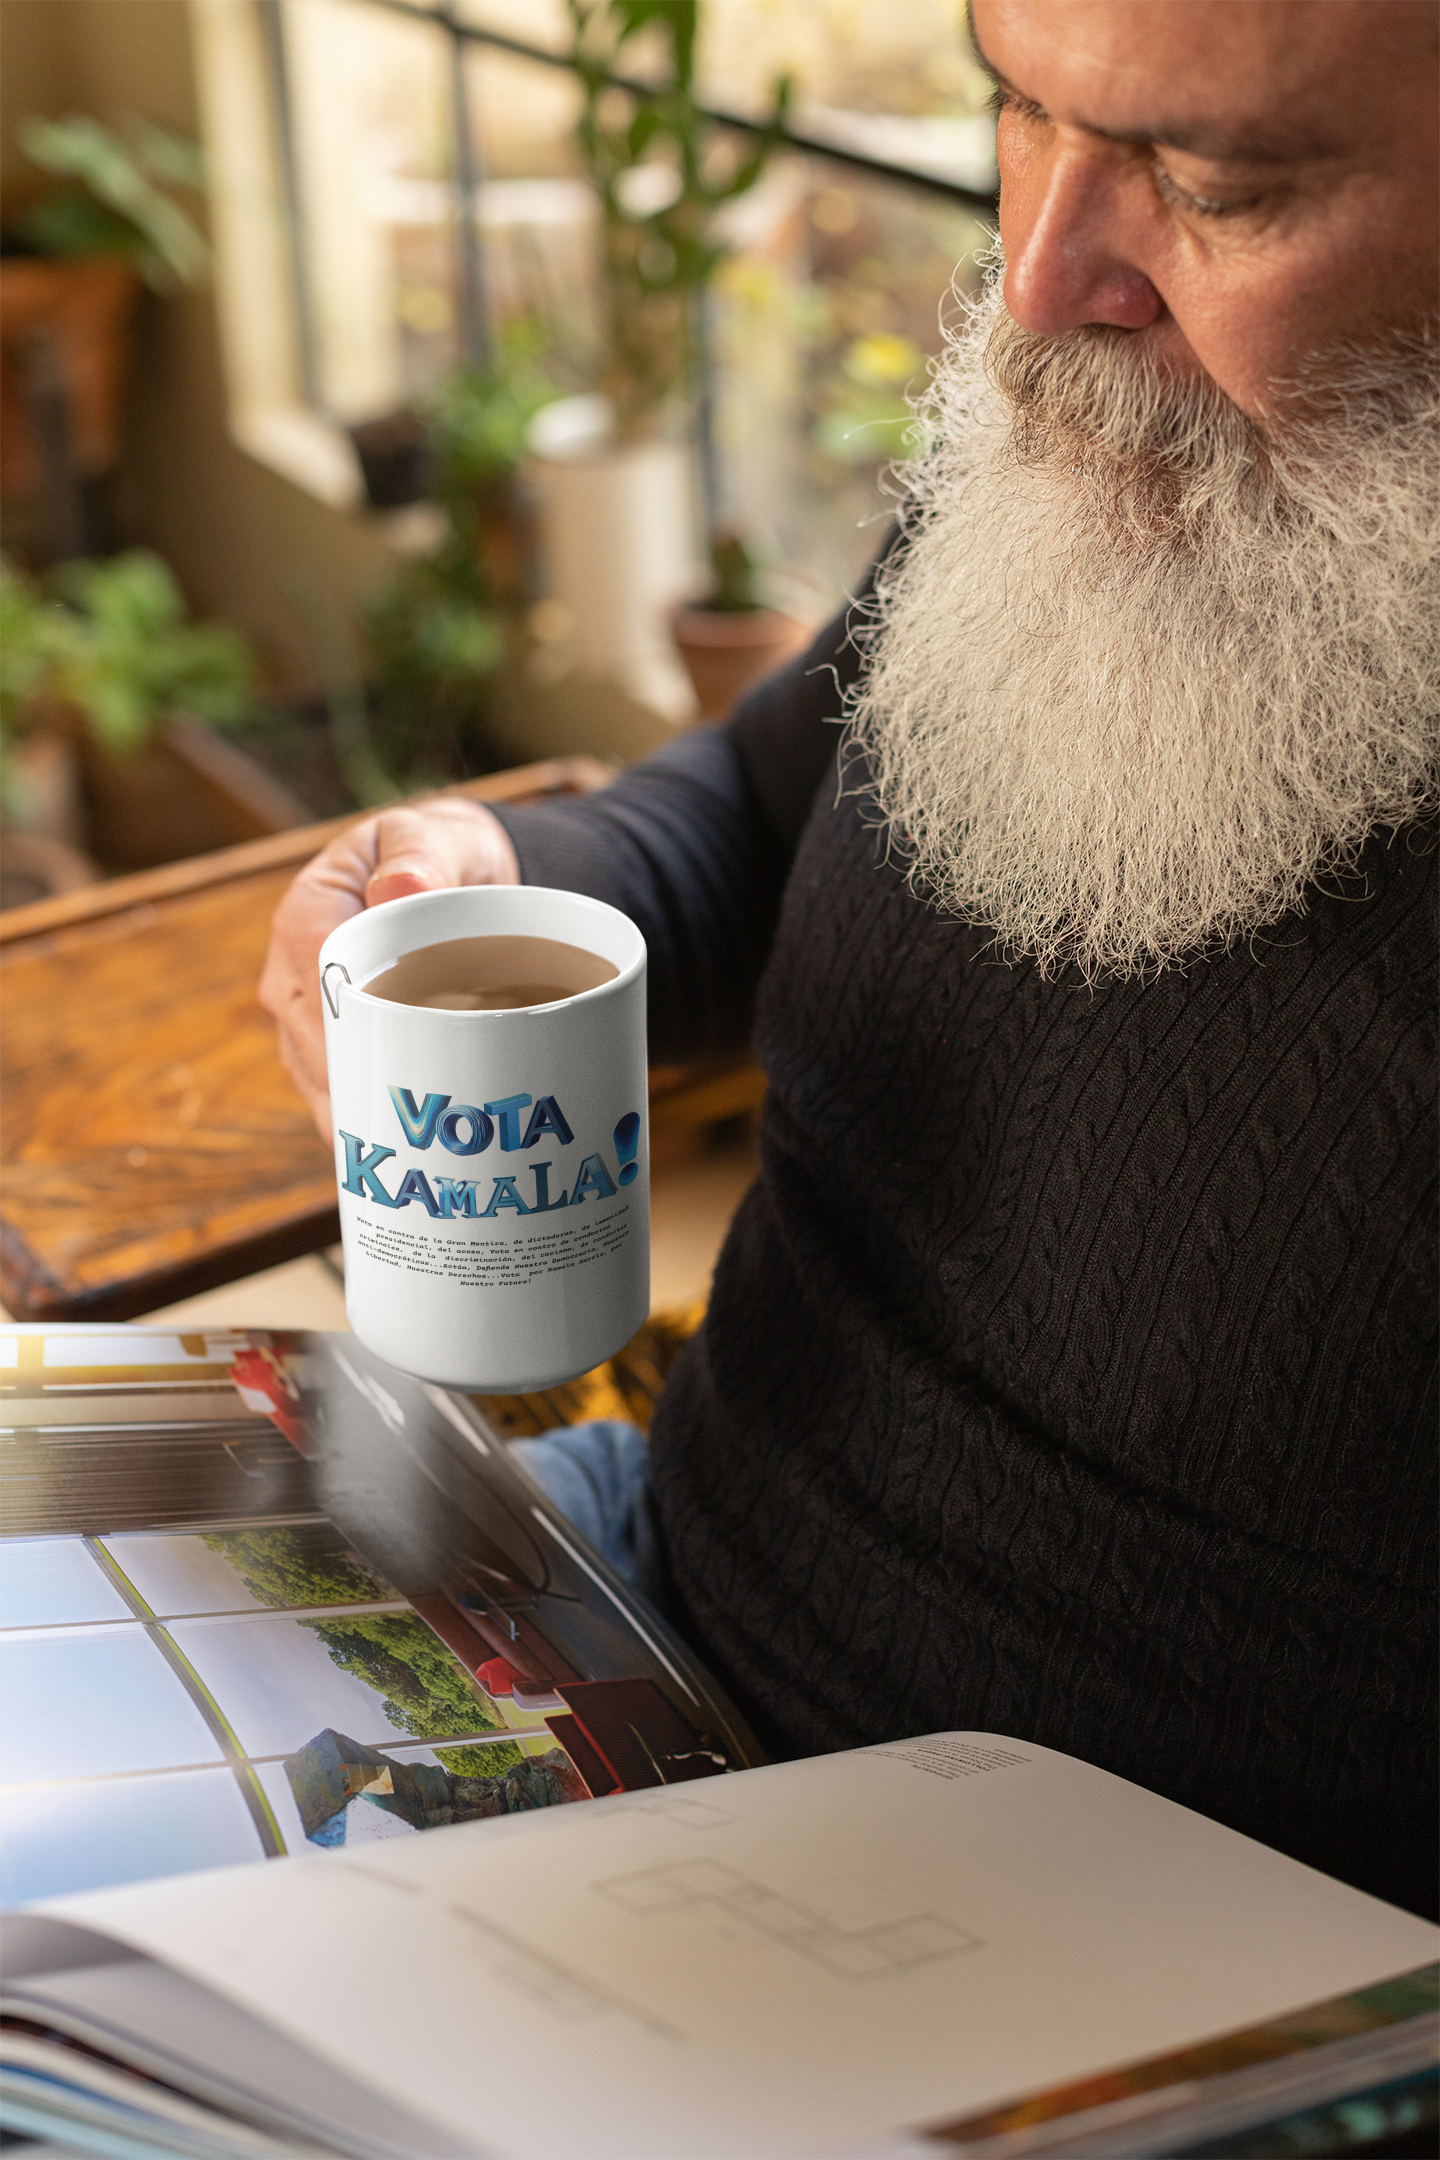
[320,961,352,1020]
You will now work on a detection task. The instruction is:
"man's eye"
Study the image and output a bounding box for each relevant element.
[989,83,1047,126]
[1152,163,1259,219]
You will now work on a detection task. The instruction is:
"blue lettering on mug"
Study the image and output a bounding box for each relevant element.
[483,1094,532,1150]
[353,1088,626,1223]
[394,1168,440,1216]
[529,1162,569,1211]
[387,1087,449,1149]
[437,1178,480,1217]
[388,1085,575,1155]
[520,1095,575,1149]
[570,1153,618,1206]
[481,1174,531,1217]
[438,1106,493,1155]
[613,1111,641,1186]
[340,1132,399,1207]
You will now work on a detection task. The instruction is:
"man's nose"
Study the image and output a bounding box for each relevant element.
[1000,130,1164,335]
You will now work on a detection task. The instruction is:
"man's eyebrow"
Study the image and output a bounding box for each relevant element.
[965,10,1340,165]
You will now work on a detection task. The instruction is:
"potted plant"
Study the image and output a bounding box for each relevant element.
[347,409,432,513]
[0,551,306,884]
[525,0,790,720]
[342,342,561,799]
[0,116,210,558]
[670,529,811,720]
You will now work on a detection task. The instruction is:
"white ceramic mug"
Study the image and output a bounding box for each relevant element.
[318,885,648,1390]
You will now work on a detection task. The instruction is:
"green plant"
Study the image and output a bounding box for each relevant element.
[358,341,560,789]
[0,561,54,738]
[419,339,556,611]
[703,529,761,612]
[567,0,790,438]
[0,550,254,758]
[429,340,558,503]
[15,115,210,291]
[362,565,504,783]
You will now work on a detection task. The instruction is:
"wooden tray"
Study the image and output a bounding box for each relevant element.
[2,759,765,1321]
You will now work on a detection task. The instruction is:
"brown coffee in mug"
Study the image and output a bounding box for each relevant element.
[365,933,619,1012]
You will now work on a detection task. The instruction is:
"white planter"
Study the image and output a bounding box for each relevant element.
[526,395,702,723]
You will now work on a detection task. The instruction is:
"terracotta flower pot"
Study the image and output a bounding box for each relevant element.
[670,602,812,722]
[0,255,141,496]
[4,704,311,881]
[0,829,101,912]
[79,719,311,873]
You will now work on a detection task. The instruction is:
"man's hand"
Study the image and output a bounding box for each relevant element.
[259,796,520,1140]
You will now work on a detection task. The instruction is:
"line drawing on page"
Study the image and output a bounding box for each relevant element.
[445,1903,685,2041]
[597,1860,982,1980]
[627,1795,737,1830]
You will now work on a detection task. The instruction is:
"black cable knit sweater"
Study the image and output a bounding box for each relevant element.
[492,585,1439,1918]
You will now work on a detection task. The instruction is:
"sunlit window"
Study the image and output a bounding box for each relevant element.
[218,0,996,593]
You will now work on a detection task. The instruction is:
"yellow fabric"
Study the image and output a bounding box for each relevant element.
[469,1300,706,1439]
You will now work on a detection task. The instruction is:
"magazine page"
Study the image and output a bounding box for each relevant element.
[0,1325,759,1910]
[27,1734,1440,2160]
[2,1918,471,2160]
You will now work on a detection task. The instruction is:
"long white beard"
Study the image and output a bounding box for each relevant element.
[844,277,1440,981]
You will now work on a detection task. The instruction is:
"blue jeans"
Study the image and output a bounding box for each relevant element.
[510,1418,666,1611]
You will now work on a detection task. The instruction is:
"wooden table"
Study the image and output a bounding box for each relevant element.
[1,760,766,1321]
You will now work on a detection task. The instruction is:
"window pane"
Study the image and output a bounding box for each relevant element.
[0,1769,263,1905]
[457,0,998,165]
[273,0,993,616]
[456,0,996,184]
[465,42,599,385]
[284,0,460,416]
[452,0,569,54]
[712,156,989,593]
[0,1540,131,1629]
[698,0,996,182]
[0,1628,223,1780]
[459,8,991,595]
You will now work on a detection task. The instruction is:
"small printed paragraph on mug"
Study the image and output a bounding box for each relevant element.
[352,1207,632,1288]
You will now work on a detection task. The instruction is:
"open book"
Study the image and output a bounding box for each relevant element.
[2,1327,1437,2159]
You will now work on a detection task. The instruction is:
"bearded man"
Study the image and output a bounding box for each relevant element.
[262,0,1438,1916]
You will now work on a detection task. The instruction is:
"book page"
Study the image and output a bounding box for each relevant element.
[2,1926,471,2160]
[34,1734,1440,2160]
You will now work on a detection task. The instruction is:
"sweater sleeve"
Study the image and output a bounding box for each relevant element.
[487,545,884,1063]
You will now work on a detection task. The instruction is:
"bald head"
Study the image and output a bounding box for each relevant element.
[973,0,1439,416]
